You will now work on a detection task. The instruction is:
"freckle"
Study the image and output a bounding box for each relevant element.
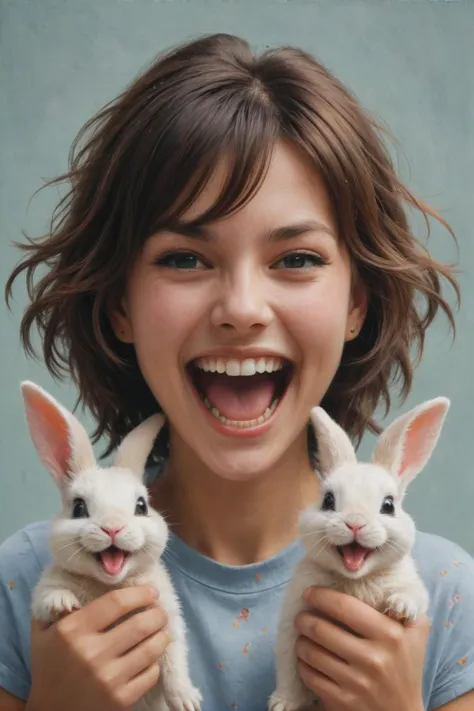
[233,621,239,629]
[458,656,468,665]
[217,662,224,670]
[440,570,448,577]
[8,581,14,590]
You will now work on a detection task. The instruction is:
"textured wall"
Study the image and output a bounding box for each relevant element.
[1,0,473,552]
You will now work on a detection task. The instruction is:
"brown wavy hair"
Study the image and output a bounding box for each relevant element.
[5,33,459,458]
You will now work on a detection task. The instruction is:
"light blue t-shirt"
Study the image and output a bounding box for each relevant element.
[0,521,473,711]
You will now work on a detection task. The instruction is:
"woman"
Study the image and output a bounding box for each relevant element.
[1,33,473,711]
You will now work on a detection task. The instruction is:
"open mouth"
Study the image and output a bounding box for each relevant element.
[187,356,293,429]
[94,545,130,576]
[336,542,374,573]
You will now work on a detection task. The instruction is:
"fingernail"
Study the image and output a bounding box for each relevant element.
[150,586,160,598]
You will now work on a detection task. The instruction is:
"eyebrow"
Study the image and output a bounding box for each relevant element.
[163,219,336,242]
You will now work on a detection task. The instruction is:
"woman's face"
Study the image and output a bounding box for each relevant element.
[112,141,366,480]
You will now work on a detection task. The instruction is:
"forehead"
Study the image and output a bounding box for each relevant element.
[180,140,337,235]
[328,463,397,499]
[68,467,146,507]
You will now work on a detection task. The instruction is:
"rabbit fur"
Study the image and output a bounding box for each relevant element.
[21,381,201,711]
[269,396,450,711]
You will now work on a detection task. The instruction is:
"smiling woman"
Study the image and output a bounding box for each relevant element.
[1,32,473,711]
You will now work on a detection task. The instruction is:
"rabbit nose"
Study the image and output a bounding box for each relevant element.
[345,523,366,533]
[101,526,123,541]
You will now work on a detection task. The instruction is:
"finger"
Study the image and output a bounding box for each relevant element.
[298,658,340,702]
[118,661,161,708]
[295,611,366,665]
[74,585,159,633]
[105,604,168,657]
[295,636,353,687]
[303,586,396,641]
[118,629,169,681]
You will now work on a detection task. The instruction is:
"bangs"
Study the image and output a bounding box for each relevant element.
[131,78,280,236]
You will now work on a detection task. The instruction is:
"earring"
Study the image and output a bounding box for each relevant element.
[350,327,356,335]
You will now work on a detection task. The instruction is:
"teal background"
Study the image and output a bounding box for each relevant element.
[1,0,473,552]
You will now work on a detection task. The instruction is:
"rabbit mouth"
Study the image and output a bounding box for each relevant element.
[336,542,374,572]
[95,545,130,576]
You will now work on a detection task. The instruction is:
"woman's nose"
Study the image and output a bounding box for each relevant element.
[210,267,273,334]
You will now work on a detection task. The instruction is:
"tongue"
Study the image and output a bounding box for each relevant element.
[100,549,126,576]
[341,544,369,572]
[201,373,277,421]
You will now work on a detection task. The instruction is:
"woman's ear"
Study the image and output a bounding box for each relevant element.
[108,296,134,344]
[345,275,368,341]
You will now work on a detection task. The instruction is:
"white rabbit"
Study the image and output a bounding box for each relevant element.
[21,380,202,711]
[269,396,450,711]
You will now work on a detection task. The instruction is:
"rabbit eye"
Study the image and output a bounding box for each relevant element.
[135,497,148,516]
[380,496,395,515]
[72,498,89,519]
[321,491,336,512]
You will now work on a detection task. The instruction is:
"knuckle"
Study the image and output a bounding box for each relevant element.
[386,624,404,647]
[109,590,128,616]
[55,616,75,639]
[366,650,387,674]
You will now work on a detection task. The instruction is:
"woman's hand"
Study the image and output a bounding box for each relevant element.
[26,585,169,711]
[295,586,429,711]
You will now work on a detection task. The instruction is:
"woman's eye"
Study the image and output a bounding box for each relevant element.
[154,252,207,270]
[272,252,327,270]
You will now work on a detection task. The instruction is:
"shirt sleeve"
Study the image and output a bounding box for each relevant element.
[427,542,474,710]
[0,527,43,701]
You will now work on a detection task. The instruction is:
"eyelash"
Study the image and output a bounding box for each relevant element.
[154,251,329,271]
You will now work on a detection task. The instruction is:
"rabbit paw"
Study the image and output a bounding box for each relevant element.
[164,684,202,711]
[268,689,316,711]
[385,592,424,623]
[34,589,81,623]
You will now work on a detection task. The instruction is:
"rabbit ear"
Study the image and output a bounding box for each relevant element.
[310,406,357,476]
[372,397,450,490]
[114,414,165,477]
[21,381,96,487]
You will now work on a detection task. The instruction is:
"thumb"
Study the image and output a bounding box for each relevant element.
[405,614,431,638]
[30,617,51,636]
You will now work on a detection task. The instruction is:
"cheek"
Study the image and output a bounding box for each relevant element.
[280,278,352,351]
[127,278,207,358]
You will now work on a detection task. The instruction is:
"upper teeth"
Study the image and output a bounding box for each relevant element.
[195,357,284,376]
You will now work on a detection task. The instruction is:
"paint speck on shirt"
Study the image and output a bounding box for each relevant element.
[262,627,268,633]
[458,656,468,666]
[231,702,237,709]
[454,594,462,603]
[242,642,251,654]
[237,608,250,621]
[255,574,261,582]
[440,569,448,577]
[217,662,224,670]
[453,560,462,567]
[8,581,14,590]
[444,620,454,629]
[232,621,239,629]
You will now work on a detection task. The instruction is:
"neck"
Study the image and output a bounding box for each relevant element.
[151,430,320,566]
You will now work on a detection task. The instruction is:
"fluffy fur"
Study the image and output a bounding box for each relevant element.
[21,380,201,711]
[269,397,450,711]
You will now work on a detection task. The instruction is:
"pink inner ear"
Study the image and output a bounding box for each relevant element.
[398,403,445,477]
[25,389,71,482]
